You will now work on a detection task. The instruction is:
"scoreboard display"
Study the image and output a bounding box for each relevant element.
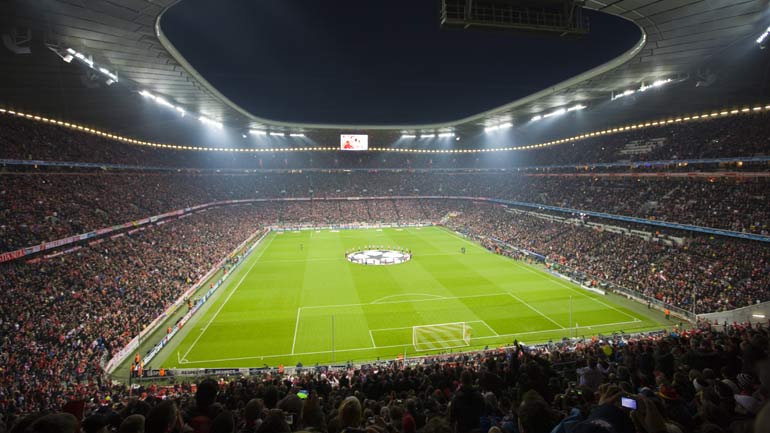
[340,134,368,151]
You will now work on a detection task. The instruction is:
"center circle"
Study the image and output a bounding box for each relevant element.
[346,249,412,266]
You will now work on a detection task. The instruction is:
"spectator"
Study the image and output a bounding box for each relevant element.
[450,371,485,433]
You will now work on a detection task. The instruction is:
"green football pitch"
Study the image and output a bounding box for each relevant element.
[154,226,668,369]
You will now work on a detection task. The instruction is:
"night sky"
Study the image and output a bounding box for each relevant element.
[162,0,640,125]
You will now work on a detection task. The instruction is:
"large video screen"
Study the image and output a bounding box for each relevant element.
[340,134,368,151]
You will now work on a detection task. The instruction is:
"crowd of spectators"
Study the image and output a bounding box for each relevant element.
[444,203,770,314]
[0,205,268,414]
[2,109,769,170]
[2,171,768,253]
[2,109,770,430]
[0,197,768,427]
[521,111,770,166]
[2,321,769,433]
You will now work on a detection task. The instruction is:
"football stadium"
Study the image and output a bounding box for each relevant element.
[1,0,770,432]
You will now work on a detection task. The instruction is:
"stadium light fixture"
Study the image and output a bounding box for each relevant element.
[289,133,305,137]
[198,115,223,129]
[543,108,567,119]
[612,89,636,101]
[154,96,174,108]
[401,134,416,139]
[64,47,122,86]
[567,104,586,112]
[98,67,119,84]
[139,90,186,117]
[484,122,512,133]
[639,78,672,92]
[438,132,455,138]
[71,50,94,68]
[421,133,436,139]
[249,129,267,135]
[613,78,673,101]
[757,25,770,45]
[269,132,285,137]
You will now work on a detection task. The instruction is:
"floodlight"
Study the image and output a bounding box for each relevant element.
[199,116,223,129]
[757,25,770,45]
[544,108,566,118]
[155,97,173,108]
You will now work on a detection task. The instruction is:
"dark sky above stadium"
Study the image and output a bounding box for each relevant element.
[162,0,640,125]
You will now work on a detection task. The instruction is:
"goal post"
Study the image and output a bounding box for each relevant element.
[412,322,471,351]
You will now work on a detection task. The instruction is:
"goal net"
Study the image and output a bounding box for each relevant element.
[412,322,471,351]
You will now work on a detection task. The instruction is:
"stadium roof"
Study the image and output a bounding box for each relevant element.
[1,0,768,146]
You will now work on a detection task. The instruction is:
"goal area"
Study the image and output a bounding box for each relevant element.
[412,322,471,351]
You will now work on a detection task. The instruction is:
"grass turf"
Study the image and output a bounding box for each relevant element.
[153,226,667,369]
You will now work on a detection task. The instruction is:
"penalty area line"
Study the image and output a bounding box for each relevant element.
[511,261,640,322]
[180,318,645,365]
[291,307,302,354]
[507,292,566,329]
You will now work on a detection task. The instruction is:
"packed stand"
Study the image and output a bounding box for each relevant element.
[0,205,269,414]
[2,321,769,433]
[445,203,770,314]
[0,197,768,423]
[2,172,768,253]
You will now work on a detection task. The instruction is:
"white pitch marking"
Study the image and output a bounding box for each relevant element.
[441,227,641,323]
[291,307,302,354]
[180,234,275,361]
[369,330,377,348]
[181,319,646,364]
[370,293,446,304]
[479,319,499,336]
[371,320,487,333]
[513,262,639,321]
[507,292,566,329]
[301,292,508,310]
